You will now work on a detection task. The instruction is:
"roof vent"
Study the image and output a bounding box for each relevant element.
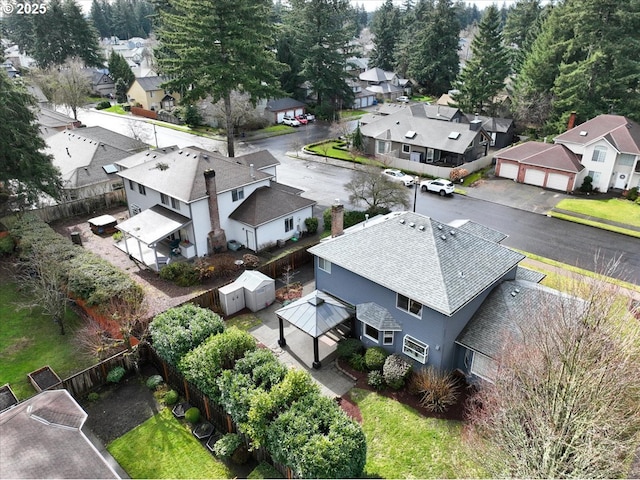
[186,153,190,157]
[459,271,464,277]
[399,219,405,224]
[145,152,150,156]
[405,130,417,139]
[579,131,588,136]
[178,150,183,154]
[396,121,400,125]
[437,224,443,230]
[418,225,425,231]
[511,291,517,297]
[203,154,209,159]
[440,234,447,240]
[409,222,415,228]
[448,131,461,140]
[450,230,456,235]
[515,288,520,293]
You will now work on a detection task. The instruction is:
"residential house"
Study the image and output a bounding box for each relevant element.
[360,103,465,126]
[38,107,83,138]
[115,147,315,270]
[307,208,552,382]
[264,98,307,124]
[360,106,490,165]
[127,76,181,111]
[495,142,584,192]
[82,69,115,97]
[44,127,148,201]
[0,389,121,479]
[554,114,640,192]
[495,114,640,192]
[358,67,405,103]
[464,113,515,149]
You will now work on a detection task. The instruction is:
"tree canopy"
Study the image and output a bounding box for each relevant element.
[369,0,402,72]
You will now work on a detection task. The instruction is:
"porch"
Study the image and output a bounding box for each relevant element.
[115,236,189,272]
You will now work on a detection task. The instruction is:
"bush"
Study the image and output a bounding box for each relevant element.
[247,461,282,479]
[304,217,319,234]
[364,346,389,371]
[146,374,164,389]
[323,209,368,233]
[112,231,123,242]
[348,353,367,371]
[409,367,460,412]
[96,100,111,110]
[367,370,385,390]
[383,354,413,390]
[0,235,15,255]
[213,433,243,459]
[627,187,639,202]
[336,338,364,359]
[184,406,200,423]
[159,261,200,286]
[163,390,179,405]
[87,392,100,402]
[580,175,593,193]
[106,366,126,383]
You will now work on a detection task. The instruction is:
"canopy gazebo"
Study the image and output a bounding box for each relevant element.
[275,290,354,369]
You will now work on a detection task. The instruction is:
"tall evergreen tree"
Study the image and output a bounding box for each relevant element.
[394,0,433,78]
[108,51,135,90]
[286,0,354,119]
[275,32,303,99]
[369,0,401,72]
[155,0,285,157]
[406,0,460,95]
[90,0,111,38]
[503,0,544,71]
[452,4,510,115]
[0,72,62,216]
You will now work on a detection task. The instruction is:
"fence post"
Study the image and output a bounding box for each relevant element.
[203,395,211,420]
[184,379,190,402]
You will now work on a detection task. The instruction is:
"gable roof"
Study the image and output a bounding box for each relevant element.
[37,107,81,133]
[496,142,584,173]
[265,97,306,112]
[308,212,524,316]
[117,147,272,203]
[360,112,486,154]
[0,390,120,479]
[69,126,148,153]
[220,149,280,171]
[133,76,169,92]
[411,104,462,121]
[554,114,640,154]
[228,184,316,227]
[464,113,514,133]
[359,67,395,83]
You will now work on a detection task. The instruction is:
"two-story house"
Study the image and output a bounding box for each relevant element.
[303,207,558,382]
[115,147,315,270]
[127,76,181,111]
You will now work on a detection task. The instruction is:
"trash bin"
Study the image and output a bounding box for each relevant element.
[70,232,82,246]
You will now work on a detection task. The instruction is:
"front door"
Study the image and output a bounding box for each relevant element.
[245,229,256,251]
[614,172,628,189]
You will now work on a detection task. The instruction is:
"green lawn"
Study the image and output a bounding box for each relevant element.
[108,408,233,479]
[554,198,640,227]
[307,141,381,166]
[0,282,94,400]
[226,313,261,331]
[351,388,483,478]
[104,104,127,115]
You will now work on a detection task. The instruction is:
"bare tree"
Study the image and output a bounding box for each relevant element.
[281,265,298,296]
[330,120,354,143]
[209,91,263,138]
[128,120,153,144]
[289,136,304,158]
[466,258,640,478]
[345,166,410,213]
[35,58,91,120]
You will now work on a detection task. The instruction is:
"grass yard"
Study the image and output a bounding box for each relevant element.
[108,408,233,479]
[554,198,640,227]
[225,313,261,331]
[104,104,127,115]
[307,141,381,166]
[351,389,483,478]
[0,281,93,400]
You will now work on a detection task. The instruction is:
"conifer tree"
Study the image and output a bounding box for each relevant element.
[369,0,402,72]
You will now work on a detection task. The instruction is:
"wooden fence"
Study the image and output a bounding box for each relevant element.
[33,190,126,223]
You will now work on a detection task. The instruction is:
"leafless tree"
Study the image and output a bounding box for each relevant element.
[102,289,149,351]
[289,136,304,158]
[465,257,640,478]
[345,166,410,212]
[330,120,354,143]
[128,120,152,144]
[281,264,298,295]
[208,91,264,138]
[35,58,91,120]
[75,319,125,361]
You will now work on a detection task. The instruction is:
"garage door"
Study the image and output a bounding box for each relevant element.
[546,172,571,191]
[276,112,285,123]
[497,161,519,180]
[524,168,545,186]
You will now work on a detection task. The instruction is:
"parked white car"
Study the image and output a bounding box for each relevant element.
[420,178,455,196]
[304,113,315,122]
[382,169,415,187]
[282,115,301,127]
[396,96,410,103]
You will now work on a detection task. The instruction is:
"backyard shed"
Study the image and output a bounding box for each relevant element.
[235,270,276,312]
[219,282,246,316]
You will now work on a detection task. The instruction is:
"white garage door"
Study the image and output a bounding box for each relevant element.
[498,161,519,180]
[524,168,546,186]
[276,112,285,123]
[546,172,571,191]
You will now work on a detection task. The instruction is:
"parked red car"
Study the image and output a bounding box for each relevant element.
[295,115,308,125]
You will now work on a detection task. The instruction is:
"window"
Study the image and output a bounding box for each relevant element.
[376,140,390,154]
[160,193,169,205]
[138,184,146,195]
[383,331,394,345]
[591,146,607,163]
[403,335,428,363]
[426,148,434,162]
[397,294,423,317]
[402,144,411,154]
[471,351,498,382]
[284,216,294,232]
[232,188,244,202]
[618,154,634,166]
[318,257,331,273]
[131,204,142,215]
[150,91,154,98]
[364,323,380,342]
[171,197,180,210]
[129,180,134,190]
[587,170,601,184]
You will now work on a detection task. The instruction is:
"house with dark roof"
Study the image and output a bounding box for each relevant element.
[82,69,115,97]
[306,207,554,382]
[116,147,315,270]
[264,98,308,124]
[464,113,515,149]
[0,389,121,479]
[38,107,83,138]
[127,76,181,111]
[495,114,640,192]
[44,126,149,201]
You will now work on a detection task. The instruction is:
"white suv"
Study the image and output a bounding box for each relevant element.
[282,115,301,127]
[420,178,455,196]
[382,168,415,187]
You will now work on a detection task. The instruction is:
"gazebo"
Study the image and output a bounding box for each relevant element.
[275,290,354,369]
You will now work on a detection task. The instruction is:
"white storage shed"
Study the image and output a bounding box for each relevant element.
[235,270,276,312]
[219,282,245,316]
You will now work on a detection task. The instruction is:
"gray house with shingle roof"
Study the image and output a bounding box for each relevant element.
[116,146,315,269]
[308,210,553,382]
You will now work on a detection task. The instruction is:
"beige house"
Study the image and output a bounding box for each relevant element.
[127,76,181,111]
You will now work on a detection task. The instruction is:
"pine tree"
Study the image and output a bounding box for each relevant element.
[369,0,402,72]
[108,51,134,91]
[0,72,62,216]
[502,0,544,71]
[452,4,510,115]
[90,0,110,38]
[155,0,285,157]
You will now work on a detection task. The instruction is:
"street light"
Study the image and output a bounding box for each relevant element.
[413,176,420,212]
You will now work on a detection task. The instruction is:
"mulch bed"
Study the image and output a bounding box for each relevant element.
[336,358,471,424]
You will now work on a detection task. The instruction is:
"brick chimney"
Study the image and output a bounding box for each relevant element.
[567,111,577,131]
[331,200,344,238]
[203,169,227,253]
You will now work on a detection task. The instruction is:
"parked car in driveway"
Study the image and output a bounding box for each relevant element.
[282,115,301,127]
[295,115,308,125]
[304,113,315,122]
[396,96,410,103]
[420,178,455,196]
[382,168,415,186]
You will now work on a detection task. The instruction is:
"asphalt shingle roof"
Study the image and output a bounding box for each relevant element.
[265,98,306,112]
[554,114,640,154]
[496,142,584,173]
[134,76,169,92]
[356,303,402,331]
[228,185,316,227]
[308,212,524,316]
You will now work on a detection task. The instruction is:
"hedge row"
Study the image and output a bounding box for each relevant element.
[10,214,143,306]
[149,305,367,478]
